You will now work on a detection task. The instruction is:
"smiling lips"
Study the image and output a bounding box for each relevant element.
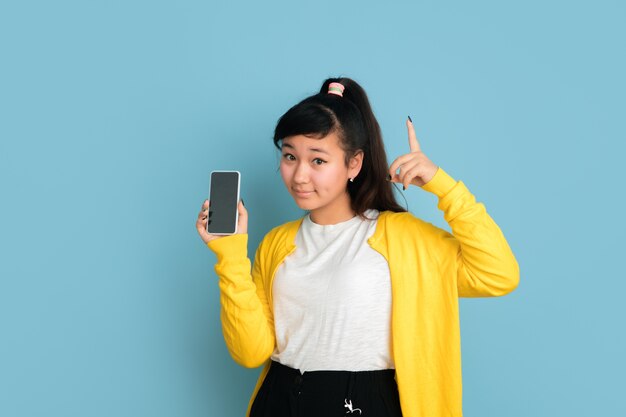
[293,189,314,197]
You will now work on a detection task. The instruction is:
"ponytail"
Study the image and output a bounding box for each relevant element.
[273,77,406,216]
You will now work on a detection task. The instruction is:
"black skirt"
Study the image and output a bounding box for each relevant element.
[250,360,403,417]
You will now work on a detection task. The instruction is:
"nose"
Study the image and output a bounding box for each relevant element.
[293,161,309,184]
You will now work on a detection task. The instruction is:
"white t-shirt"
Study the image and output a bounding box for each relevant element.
[270,209,395,372]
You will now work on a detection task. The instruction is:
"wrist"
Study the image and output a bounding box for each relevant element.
[420,167,457,198]
[207,234,249,262]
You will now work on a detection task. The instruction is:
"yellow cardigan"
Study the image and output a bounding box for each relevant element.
[207,167,519,417]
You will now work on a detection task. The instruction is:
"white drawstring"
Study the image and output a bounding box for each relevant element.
[344,398,362,415]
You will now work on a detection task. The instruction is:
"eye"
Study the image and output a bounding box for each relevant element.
[313,158,326,165]
[282,153,296,161]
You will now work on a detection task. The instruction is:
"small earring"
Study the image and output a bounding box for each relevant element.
[349,177,354,182]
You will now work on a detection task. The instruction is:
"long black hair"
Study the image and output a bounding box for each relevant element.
[273,77,406,216]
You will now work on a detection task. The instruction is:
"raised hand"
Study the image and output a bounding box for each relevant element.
[388,117,439,189]
[196,199,248,244]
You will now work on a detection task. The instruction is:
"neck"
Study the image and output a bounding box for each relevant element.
[309,192,355,225]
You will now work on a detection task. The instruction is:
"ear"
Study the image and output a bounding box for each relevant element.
[348,150,364,179]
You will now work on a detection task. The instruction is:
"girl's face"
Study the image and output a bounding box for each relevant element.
[280,132,363,225]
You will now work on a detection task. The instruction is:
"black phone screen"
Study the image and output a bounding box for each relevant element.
[208,171,240,234]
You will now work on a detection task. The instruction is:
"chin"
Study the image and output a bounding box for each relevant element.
[294,201,316,211]
[291,197,317,211]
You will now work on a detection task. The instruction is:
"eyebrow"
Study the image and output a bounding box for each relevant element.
[281,143,330,155]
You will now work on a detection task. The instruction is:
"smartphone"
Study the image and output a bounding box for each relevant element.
[207,170,241,235]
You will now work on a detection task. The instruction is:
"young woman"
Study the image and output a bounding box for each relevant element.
[195,78,519,417]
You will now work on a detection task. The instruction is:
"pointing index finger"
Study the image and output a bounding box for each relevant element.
[407,116,421,152]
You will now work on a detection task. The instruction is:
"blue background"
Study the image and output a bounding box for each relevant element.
[1,1,624,416]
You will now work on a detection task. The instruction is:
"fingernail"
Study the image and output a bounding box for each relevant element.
[408,115,412,123]
[386,174,391,181]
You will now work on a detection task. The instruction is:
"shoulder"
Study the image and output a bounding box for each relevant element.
[264,218,301,241]
[257,217,303,255]
[374,211,457,264]
[377,210,427,230]
[377,210,451,240]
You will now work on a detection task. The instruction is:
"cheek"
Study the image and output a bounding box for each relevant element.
[317,165,347,190]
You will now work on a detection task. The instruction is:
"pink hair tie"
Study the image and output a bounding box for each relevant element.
[327,82,345,97]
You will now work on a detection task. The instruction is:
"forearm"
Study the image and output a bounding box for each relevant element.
[423,168,520,297]
[208,235,276,367]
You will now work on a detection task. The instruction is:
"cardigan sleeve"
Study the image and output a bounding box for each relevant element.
[207,234,276,367]
[421,167,520,297]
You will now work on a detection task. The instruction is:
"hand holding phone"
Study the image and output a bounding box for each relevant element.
[207,170,241,235]
[196,171,247,244]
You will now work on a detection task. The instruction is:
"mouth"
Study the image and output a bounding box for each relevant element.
[293,189,314,197]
